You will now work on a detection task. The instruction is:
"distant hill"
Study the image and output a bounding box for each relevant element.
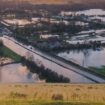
[2,0,105,4]
[1,0,105,11]
[22,0,105,10]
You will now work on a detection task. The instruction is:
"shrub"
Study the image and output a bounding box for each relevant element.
[52,94,63,101]
[10,92,27,99]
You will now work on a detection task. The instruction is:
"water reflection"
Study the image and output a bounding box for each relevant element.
[0,63,39,83]
[57,48,105,68]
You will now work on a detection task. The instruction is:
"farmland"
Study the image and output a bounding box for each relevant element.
[0,84,105,105]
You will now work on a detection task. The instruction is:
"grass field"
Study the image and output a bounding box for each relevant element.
[0,101,104,105]
[0,84,105,105]
[1,46,21,61]
[90,66,105,76]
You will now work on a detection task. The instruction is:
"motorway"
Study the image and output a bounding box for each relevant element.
[1,36,105,83]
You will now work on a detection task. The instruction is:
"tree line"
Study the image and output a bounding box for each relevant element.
[21,57,70,83]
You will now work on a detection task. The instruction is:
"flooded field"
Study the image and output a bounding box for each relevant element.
[62,9,105,16]
[0,63,39,83]
[57,47,105,68]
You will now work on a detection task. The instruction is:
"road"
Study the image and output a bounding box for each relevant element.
[1,36,105,83]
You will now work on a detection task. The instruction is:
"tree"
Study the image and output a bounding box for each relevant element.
[0,40,3,47]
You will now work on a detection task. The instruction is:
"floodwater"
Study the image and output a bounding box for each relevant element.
[76,9,105,16]
[57,48,105,68]
[1,36,97,83]
[0,63,39,83]
[61,9,105,16]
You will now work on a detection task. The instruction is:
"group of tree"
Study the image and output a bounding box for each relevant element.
[21,57,70,83]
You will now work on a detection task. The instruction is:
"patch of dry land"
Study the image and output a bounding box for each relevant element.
[3,19,35,26]
[0,84,105,105]
[0,57,13,65]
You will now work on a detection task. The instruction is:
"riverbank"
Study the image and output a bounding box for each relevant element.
[0,84,105,105]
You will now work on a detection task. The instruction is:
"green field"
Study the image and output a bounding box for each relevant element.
[1,46,21,61]
[90,66,105,76]
[0,101,104,105]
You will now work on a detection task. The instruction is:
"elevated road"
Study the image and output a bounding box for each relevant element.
[1,36,105,83]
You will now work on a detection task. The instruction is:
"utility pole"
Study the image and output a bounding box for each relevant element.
[82,49,89,67]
